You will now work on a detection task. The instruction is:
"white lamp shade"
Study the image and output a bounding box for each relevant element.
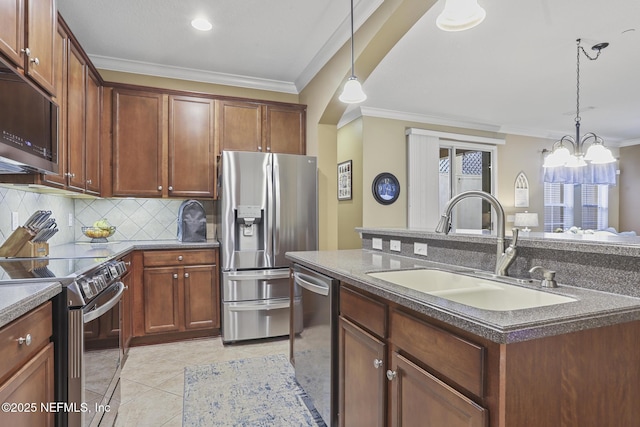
[514,212,539,231]
[584,144,616,164]
[436,0,486,32]
[339,77,367,104]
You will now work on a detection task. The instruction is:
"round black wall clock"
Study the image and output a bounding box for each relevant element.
[372,173,400,205]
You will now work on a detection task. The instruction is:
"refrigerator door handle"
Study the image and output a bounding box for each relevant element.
[228,300,291,312]
[294,272,330,296]
[266,160,275,263]
[273,162,281,257]
[226,271,290,281]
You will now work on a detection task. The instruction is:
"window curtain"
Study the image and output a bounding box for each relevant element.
[543,162,617,185]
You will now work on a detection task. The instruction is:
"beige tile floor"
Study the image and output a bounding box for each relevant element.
[114,336,290,427]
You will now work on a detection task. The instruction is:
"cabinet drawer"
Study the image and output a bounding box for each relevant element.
[340,286,387,338]
[390,309,484,397]
[0,302,52,383]
[143,249,216,267]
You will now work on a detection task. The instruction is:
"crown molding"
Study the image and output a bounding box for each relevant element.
[90,55,298,94]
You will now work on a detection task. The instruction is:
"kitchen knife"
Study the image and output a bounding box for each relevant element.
[24,210,45,228]
[31,211,52,229]
[38,217,56,231]
[32,228,49,242]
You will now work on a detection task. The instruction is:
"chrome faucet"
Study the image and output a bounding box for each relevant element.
[435,190,519,276]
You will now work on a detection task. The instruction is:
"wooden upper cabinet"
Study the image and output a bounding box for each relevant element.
[85,72,101,195]
[0,0,56,94]
[42,21,67,188]
[263,103,305,154]
[216,99,262,153]
[0,0,24,66]
[25,0,56,94]
[216,99,306,155]
[66,42,86,192]
[112,89,164,197]
[168,95,216,198]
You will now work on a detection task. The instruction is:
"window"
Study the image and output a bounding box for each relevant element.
[543,183,608,232]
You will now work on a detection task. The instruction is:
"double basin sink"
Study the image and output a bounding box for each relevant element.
[367,268,576,311]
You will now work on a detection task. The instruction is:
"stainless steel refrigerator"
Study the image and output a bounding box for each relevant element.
[218,150,318,343]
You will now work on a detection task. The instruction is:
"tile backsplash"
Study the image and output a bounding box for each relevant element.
[0,187,215,246]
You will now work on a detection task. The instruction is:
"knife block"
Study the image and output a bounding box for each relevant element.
[0,226,49,258]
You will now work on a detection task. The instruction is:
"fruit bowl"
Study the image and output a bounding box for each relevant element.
[82,226,116,243]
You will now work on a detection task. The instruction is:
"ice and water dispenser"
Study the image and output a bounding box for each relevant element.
[234,205,264,250]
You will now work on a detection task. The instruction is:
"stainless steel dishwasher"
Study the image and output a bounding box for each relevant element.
[292,263,338,427]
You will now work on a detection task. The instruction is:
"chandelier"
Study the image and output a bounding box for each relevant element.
[543,39,616,169]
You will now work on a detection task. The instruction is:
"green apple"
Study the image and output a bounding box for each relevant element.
[93,218,111,230]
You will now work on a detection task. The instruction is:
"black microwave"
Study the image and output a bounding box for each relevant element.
[0,55,58,174]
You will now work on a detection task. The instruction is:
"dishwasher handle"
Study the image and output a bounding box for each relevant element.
[294,272,330,296]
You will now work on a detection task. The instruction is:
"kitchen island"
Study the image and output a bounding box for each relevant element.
[286,245,640,427]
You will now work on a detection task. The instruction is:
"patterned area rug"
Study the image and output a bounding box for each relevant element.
[183,354,326,426]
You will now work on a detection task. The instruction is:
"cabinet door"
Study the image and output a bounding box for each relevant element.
[85,71,101,194]
[143,267,181,334]
[43,21,67,188]
[389,352,487,427]
[0,0,24,67]
[216,99,262,153]
[168,95,216,198]
[263,104,305,154]
[25,0,55,94]
[0,343,54,427]
[183,264,218,330]
[112,89,164,197]
[338,317,386,427]
[66,43,86,191]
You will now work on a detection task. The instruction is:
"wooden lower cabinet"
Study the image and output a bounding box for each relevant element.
[0,303,54,427]
[338,317,386,427]
[389,352,486,427]
[339,285,488,427]
[339,282,640,427]
[132,249,220,343]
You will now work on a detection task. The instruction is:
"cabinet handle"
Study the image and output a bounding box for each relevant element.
[386,370,397,381]
[257,146,262,151]
[124,261,131,266]
[177,256,183,261]
[86,179,92,185]
[173,273,178,279]
[30,57,40,66]
[184,273,189,278]
[17,334,32,346]
[266,146,271,151]
[168,186,173,191]
[157,186,163,191]
[124,286,129,290]
[373,359,383,369]
[21,47,31,56]
[65,172,75,178]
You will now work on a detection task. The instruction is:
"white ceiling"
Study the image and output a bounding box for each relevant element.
[57,0,640,145]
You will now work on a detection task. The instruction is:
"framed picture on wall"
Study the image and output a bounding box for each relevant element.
[338,160,352,200]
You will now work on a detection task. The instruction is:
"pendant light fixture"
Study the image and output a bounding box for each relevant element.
[339,0,367,104]
[436,0,486,32]
[543,39,616,169]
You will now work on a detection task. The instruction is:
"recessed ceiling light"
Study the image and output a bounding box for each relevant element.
[191,17,212,31]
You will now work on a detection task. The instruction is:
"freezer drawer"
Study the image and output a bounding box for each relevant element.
[222,297,302,343]
[222,269,298,302]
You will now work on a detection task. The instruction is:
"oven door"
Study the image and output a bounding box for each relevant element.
[68,282,124,427]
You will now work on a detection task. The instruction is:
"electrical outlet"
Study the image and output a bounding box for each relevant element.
[390,240,401,252]
[372,237,383,250]
[68,213,74,227]
[413,242,428,256]
[11,212,19,230]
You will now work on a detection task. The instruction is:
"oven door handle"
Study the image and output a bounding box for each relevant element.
[83,282,125,324]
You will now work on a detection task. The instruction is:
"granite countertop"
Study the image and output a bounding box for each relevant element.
[286,249,640,344]
[0,281,61,328]
[48,239,220,260]
[0,239,219,328]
